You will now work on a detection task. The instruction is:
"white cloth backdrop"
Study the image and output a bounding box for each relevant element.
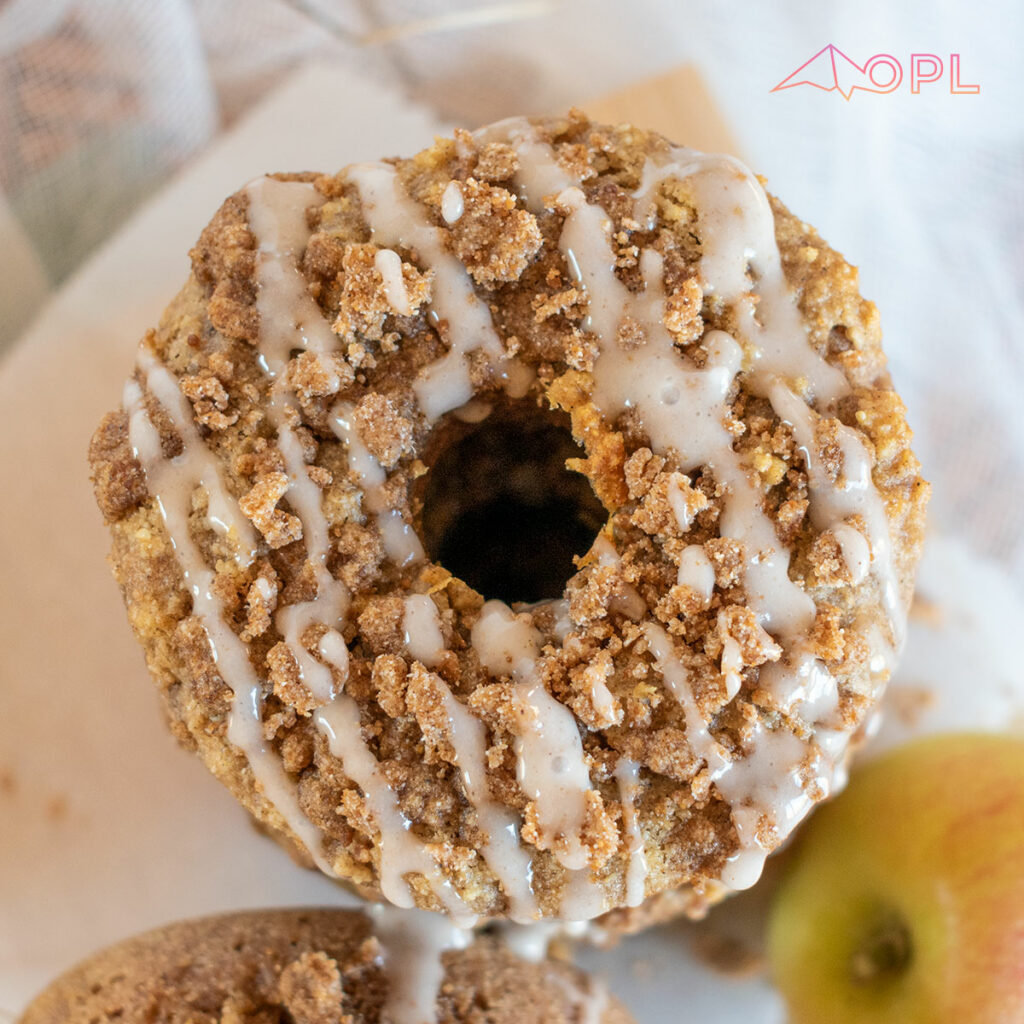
[1,0,1021,577]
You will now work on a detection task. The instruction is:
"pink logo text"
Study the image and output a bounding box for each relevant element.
[772,44,980,99]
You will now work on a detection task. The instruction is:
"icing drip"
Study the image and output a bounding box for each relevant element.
[715,722,845,890]
[314,697,475,925]
[331,403,425,568]
[590,533,646,620]
[471,600,595,873]
[492,920,591,961]
[372,905,603,1024]
[440,180,464,224]
[134,351,257,564]
[768,379,904,643]
[123,368,334,875]
[245,177,339,366]
[644,623,728,775]
[431,675,539,922]
[554,184,815,637]
[371,905,471,1024]
[833,522,871,585]
[318,629,350,677]
[560,867,610,923]
[632,156,850,405]
[377,509,427,568]
[677,543,715,602]
[614,759,649,908]
[375,247,413,315]
[403,594,446,668]
[247,177,350,705]
[346,163,504,421]
[647,621,839,891]
[265,390,348,705]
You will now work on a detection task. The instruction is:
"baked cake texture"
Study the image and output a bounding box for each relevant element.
[89,111,928,925]
[19,908,628,1024]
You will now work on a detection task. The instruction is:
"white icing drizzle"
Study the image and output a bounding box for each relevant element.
[647,617,843,890]
[833,521,871,585]
[375,247,413,315]
[667,477,697,531]
[644,623,728,775]
[314,696,475,925]
[331,403,425,568]
[760,650,840,725]
[370,904,472,1024]
[718,625,744,701]
[130,177,462,922]
[378,509,427,568]
[471,600,594,873]
[403,594,446,668]
[614,758,649,908]
[372,904,604,1024]
[768,379,903,642]
[503,125,580,206]
[586,673,620,729]
[346,162,504,421]
[715,722,846,890]
[560,867,610,923]
[632,156,850,406]
[123,369,334,875]
[318,628,350,676]
[245,177,339,367]
[496,920,595,962]
[247,177,350,705]
[590,533,646,620]
[550,598,574,642]
[134,350,258,564]
[431,674,539,922]
[440,180,464,224]
[677,543,715,602]
[496,921,563,962]
[555,184,814,638]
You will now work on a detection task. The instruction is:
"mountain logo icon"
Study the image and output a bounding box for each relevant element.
[772,44,903,99]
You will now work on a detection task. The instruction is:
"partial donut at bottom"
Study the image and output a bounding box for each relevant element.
[19,908,629,1024]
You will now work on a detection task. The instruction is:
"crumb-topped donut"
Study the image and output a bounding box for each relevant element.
[19,908,628,1024]
[89,111,928,925]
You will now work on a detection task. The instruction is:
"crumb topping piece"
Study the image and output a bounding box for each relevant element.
[446,178,543,286]
[239,469,303,548]
[333,243,432,343]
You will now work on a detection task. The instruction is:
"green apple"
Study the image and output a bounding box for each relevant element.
[767,733,1024,1024]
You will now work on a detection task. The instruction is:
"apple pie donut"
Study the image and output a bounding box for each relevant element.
[89,111,928,925]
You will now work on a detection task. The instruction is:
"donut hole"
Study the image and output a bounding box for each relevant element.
[420,406,606,605]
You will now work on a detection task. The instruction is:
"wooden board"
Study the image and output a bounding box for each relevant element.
[587,64,743,157]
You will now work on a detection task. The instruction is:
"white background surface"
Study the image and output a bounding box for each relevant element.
[1,7,1023,1018]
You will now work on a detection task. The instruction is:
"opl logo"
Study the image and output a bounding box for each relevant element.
[772,44,980,99]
